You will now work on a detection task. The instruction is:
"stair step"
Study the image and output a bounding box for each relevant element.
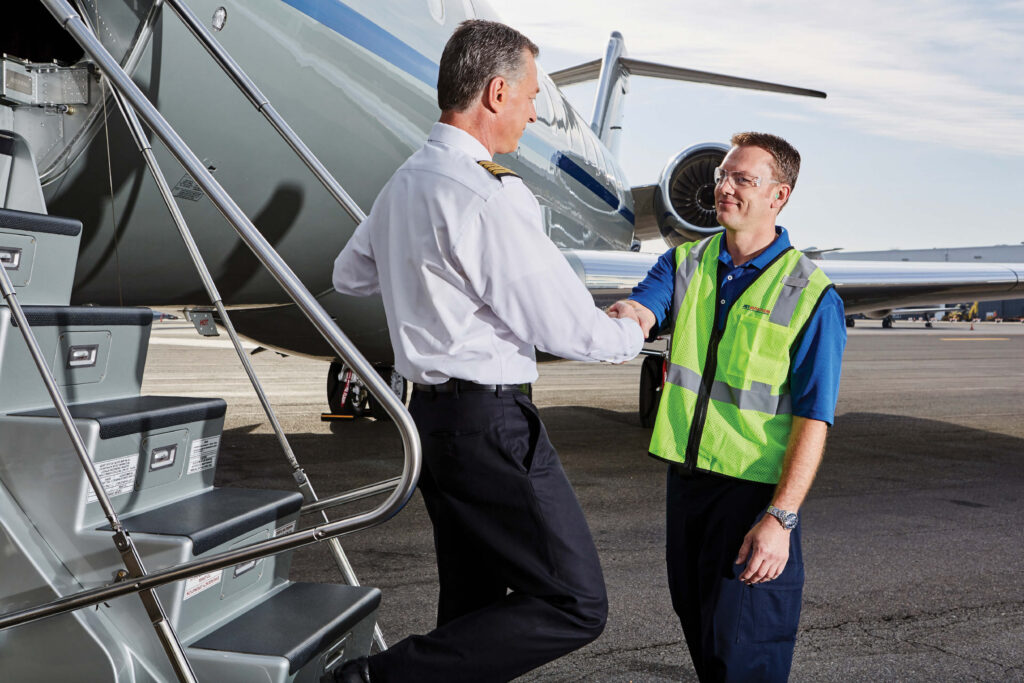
[0,207,83,305]
[187,582,381,681]
[0,395,229,555]
[0,306,154,412]
[108,486,302,555]
[13,394,226,440]
[14,305,152,329]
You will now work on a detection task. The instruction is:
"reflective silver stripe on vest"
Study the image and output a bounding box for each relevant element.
[672,236,716,326]
[665,363,791,415]
[768,254,819,327]
[665,361,703,393]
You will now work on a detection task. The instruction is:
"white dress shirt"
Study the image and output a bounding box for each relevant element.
[332,122,643,385]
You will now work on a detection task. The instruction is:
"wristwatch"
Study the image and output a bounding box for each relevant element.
[766,505,798,530]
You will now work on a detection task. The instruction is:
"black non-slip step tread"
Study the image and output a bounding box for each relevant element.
[0,207,82,237]
[12,395,226,439]
[11,305,152,328]
[190,582,381,674]
[106,487,303,555]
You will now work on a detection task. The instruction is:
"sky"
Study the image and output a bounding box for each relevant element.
[486,0,1024,253]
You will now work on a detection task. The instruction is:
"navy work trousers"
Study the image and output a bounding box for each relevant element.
[369,388,607,682]
[666,467,804,682]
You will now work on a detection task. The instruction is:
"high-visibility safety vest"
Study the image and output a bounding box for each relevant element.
[649,233,835,484]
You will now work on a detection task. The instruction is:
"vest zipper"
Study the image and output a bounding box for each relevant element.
[683,325,724,474]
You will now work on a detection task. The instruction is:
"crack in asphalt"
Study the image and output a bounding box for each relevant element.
[801,598,1024,635]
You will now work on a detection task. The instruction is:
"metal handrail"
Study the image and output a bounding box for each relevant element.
[0,0,421,639]
[300,477,402,516]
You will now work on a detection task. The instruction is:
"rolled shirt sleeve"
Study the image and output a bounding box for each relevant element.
[453,181,644,364]
[333,217,381,296]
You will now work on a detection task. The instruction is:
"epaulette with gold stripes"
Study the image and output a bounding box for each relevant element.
[477,160,520,180]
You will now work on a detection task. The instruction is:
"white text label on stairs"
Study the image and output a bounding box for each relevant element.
[183,570,222,600]
[86,454,140,503]
[187,435,221,475]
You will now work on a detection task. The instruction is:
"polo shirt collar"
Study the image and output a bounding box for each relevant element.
[428,122,492,162]
[718,226,791,270]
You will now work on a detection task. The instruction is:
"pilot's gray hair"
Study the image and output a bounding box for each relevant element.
[437,20,539,113]
[730,131,801,191]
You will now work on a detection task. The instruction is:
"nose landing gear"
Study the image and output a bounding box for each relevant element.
[325,362,408,421]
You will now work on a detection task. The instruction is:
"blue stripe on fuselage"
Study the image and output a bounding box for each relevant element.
[279,0,438,87]
[556,153,634,225]
[278,0,631,224]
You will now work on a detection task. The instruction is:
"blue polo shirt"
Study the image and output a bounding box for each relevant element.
[630,228,845,425]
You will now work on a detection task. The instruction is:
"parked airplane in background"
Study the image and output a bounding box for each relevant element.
[3,0,1023,419]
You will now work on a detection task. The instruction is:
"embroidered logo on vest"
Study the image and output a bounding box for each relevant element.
[741,304,772,316]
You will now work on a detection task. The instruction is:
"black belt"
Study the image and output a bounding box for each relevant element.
[413,379,527,395]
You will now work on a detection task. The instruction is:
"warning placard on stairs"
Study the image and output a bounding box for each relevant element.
[187,435,220,475]
[86,454,139,503]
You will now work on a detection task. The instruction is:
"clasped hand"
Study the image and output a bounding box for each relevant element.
[606,299,655,337]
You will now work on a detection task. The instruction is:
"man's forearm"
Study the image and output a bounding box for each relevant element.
[771,416,828,512]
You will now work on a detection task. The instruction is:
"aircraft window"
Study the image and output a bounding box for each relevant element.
[583,126,599,167]
[545,79,567,129]
[535,79,553,124]
[427,0,445,23]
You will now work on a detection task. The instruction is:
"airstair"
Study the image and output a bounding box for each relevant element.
[0,1,420,681]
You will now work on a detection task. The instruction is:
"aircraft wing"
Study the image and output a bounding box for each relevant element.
[818,260,1024,317]
[564,250,1024,315]
[549,58,826,99]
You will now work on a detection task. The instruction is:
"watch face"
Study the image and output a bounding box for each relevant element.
[769,506,798,530]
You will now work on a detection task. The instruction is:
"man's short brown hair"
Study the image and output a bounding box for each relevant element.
[730,132,801,190]
[437,20,539,113]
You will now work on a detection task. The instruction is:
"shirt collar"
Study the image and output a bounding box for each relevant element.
[427,122,492,162]
[718,226,791,270]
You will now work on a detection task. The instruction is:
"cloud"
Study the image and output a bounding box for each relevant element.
[486,0,1024,155]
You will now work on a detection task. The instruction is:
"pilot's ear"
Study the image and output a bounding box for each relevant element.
[484,76,507,113]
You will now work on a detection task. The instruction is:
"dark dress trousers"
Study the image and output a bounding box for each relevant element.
[370,387,607,682]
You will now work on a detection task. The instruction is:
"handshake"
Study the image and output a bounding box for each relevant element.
[606,299,656,338]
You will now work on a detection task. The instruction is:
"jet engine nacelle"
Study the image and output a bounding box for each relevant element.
[653,142,729,245]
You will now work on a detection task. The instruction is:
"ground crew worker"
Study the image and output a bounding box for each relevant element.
[608,132,846,681]
[328,20,644,683]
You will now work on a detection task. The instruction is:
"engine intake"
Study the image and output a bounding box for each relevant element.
[654,142,728,245]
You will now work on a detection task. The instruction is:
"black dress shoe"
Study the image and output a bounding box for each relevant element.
[323,656,371,683]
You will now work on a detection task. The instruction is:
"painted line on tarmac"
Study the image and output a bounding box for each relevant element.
[939,337,1010,341]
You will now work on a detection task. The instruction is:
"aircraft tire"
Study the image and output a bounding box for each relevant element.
[639,354,664,428]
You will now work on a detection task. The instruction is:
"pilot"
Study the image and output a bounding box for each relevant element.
[608,133,846,681]
[328,19,644,683]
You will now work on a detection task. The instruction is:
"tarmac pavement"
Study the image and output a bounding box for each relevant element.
[143,319,1024,681]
